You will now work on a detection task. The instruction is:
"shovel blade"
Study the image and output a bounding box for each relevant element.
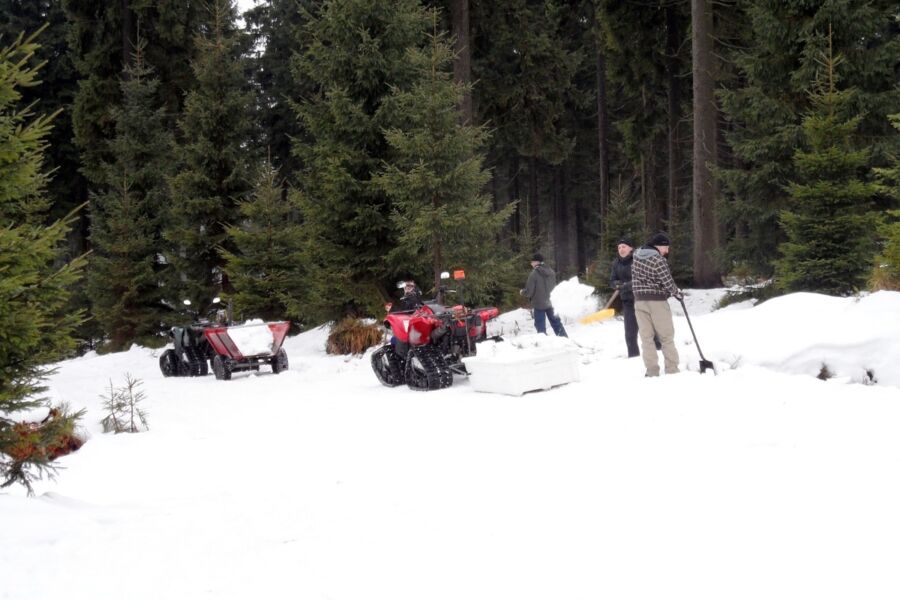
[578,308,615,324]
[699,359,715,374]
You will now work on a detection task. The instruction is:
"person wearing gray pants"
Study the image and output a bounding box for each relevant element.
[631,232,682,377]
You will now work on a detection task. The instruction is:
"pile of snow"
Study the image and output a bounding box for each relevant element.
[225,319,276,356]
[476,332,579,361]
[3,285,900,600]
[549,276,598,320]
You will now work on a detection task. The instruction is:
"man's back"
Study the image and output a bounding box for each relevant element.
[525,264,556,310]
[632,246,676,301]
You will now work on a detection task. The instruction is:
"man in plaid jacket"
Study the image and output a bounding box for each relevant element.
[631,232,683,377]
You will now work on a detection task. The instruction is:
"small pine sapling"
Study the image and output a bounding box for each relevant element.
[1,405,85,495]
[100,374,150,434]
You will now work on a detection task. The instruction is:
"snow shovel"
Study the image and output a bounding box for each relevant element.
[578,289,619,324]
[678,297,715,374]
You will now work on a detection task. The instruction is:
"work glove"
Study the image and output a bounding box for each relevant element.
[673,290,684,301]
[519,289,526,296]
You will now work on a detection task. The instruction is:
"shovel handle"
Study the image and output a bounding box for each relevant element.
[678,297,710,363]
[602,289,620,311]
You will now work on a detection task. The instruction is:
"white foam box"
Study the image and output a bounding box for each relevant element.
[462,348,580,396]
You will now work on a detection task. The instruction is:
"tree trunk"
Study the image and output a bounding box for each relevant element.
[512,155,521,241]
[575,184,586,276]
[432,217,444,304]
[528,156,540,242]
[595,23,610,241]
[450,0,473,125]
[122,0,135,68]
[639,151,646,225]
[553,166,570,276]
[691,0,721,286]
[645,138,662,231]
[666,4,681,227]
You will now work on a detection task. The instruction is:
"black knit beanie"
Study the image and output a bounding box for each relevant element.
[647,232,671,247]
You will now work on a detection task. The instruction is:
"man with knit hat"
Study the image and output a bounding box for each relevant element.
[609,236,640,357]
[631,232,682,376]
[522,253,568,337]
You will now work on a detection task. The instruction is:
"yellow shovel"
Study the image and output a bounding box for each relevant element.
[578,289,619,324]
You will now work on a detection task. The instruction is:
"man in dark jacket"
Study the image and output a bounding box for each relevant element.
[609,237,640,357]
[523,253,568,337]
[631,232,682,376]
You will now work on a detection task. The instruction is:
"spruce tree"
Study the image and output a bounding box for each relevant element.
[373,13,514,305]
[221,161,306,324]
[775,49,880,295]
[292,0,432,319]
[87,42,173,351]
[584,181,646,290]
[720,1,899,277]
[871,114,900,290]
[872,207,900,291]
[470,0,582,245]
[244,0,317,186]
[0,31,84,491]
[599,182,646,265]
[596,0,683,234]
[64,0,126,187]
[0,0,85,235]
[65,1,201,187]
[165,0,254,310]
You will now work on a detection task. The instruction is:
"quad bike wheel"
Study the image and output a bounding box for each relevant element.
[371,345,406,387]
[271,348,289,374]
[404,346,453,391]
[194,359,209,377]
[159,349,180,377]
[212,355,232,381]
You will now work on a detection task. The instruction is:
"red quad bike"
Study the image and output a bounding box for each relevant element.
[371,270,500,391]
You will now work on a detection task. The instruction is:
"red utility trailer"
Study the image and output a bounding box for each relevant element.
[202,321,290,380]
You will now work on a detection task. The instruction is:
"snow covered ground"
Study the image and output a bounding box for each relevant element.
[3,286,900,600]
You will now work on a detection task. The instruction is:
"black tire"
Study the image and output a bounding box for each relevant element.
[212,355,232,381]
[404,346,452,391]
[271,348,289,374]
[160,350,180,377]
[176,359,193,377]
[195,360,209,377]
[371,345,406,387]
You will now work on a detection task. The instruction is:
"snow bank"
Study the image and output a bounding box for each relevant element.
[694,291,900,386]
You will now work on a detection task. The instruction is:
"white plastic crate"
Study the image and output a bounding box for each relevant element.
[462,347,580,396]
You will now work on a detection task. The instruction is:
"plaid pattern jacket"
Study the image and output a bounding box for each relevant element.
[631,246,678,301]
